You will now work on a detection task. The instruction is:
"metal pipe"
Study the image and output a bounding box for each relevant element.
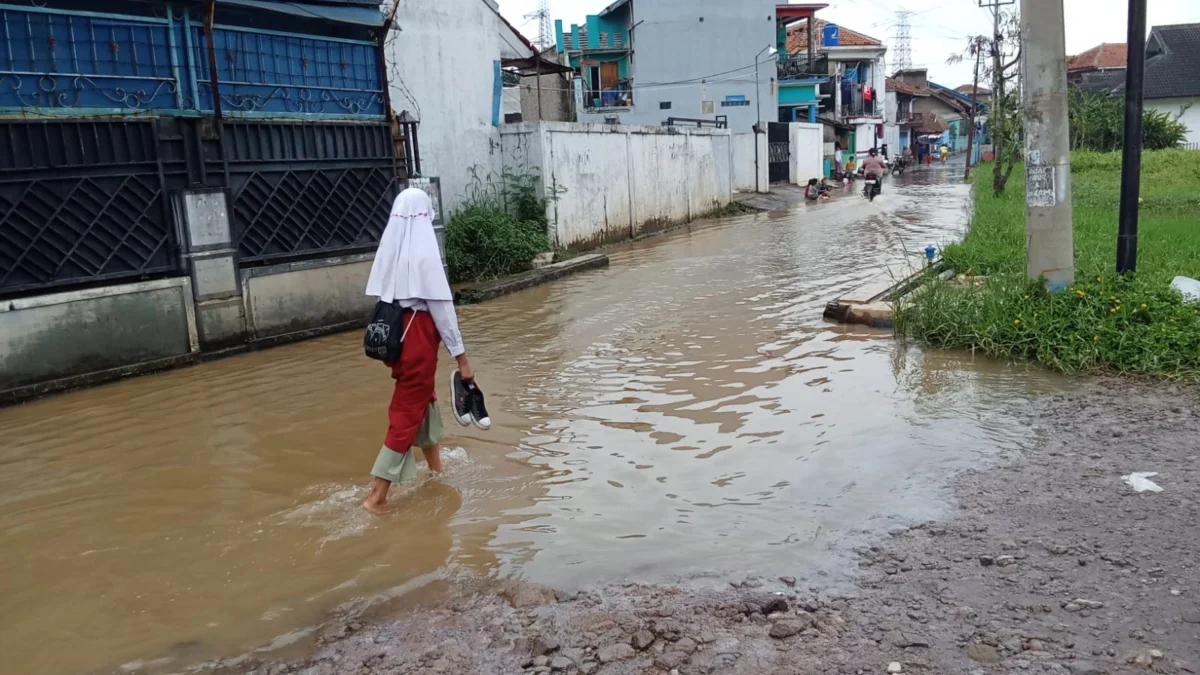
[203,0,222,121]
[1117,0,1147,275]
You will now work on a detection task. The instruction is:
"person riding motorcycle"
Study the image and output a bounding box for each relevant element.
[861,148,888,196]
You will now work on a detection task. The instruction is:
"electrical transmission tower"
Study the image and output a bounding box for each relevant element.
[525,0,554,50]
[893,10,913,72]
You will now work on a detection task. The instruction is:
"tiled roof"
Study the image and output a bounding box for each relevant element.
[886,77,926,96]
[1068,43,1128,71]
[1143,23,1200,99]
[917,118,949,135]
[1073,69,1127,95]
[787,19,883,53]
[955,84,990,95]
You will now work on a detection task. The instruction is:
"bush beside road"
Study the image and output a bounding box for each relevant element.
[898,150,1200,377]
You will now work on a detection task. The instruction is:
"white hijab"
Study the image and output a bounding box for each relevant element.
[365,188,452,303]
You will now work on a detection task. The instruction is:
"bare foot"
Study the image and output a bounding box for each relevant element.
[362,498,389,515]
[362,477,391,515]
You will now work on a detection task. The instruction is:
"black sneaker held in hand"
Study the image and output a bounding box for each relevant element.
[451,370,473,427]
[467,380,491,431]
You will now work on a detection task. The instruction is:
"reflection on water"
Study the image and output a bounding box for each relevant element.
[0,163,1062,675]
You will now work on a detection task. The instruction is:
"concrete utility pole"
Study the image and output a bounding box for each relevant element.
[1020,0,1074,289]
[1117,0,1148,275]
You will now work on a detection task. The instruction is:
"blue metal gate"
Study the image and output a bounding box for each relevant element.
[0,1,421,297]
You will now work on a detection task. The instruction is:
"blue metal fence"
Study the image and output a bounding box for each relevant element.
[195,24,384,117]
[0,3,385,119]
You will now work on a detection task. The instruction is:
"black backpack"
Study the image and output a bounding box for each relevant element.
[363,301,413,364]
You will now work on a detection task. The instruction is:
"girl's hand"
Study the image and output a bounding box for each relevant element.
[456,354,475,383]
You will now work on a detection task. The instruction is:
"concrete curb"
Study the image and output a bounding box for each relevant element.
[455,254,610,305]
[0,354,200,407]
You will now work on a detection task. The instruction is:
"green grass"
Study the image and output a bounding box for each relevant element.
[897,149,1200,377]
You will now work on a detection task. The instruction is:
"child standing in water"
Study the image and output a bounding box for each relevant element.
[361,188,490,514]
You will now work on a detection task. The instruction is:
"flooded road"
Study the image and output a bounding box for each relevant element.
[0,162,1063,675]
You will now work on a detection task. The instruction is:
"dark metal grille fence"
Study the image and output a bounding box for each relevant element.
[0,120,175,295]
[768,122,791,184]
[223,121,399,263]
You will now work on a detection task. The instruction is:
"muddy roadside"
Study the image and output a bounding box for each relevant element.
[212,378,1200,675]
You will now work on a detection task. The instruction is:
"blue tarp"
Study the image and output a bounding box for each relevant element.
[217,0,386,26]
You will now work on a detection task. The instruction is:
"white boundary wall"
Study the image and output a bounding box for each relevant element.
[789,122,824,185]
[501,122,734,249]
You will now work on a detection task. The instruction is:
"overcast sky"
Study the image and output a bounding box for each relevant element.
[498,0,1200,88]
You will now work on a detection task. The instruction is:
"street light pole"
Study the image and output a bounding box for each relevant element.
[754,45,778,193]
[1117,0,1147,275]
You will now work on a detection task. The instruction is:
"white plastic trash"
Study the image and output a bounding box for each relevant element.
[1171,276,1200,304]
[1122,472,1164,493]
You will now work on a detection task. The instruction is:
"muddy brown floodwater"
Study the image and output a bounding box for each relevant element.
[1,163,1062,675]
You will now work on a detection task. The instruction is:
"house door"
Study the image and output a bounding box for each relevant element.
[768,122,791,183]
[600,62,619,89]
[847,130,857,158]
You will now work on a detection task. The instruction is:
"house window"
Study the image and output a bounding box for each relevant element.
[720,95,750,107]
[660,101,672,109]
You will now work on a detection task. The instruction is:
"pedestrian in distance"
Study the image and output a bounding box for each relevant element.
[361,187,491,515]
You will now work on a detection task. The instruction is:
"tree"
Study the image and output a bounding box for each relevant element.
[948,37,988,181]
[951,8,1021,196]
[985,7,1022,197]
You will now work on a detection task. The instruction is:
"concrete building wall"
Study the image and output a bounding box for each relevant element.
[582,0,778,133]
[912,95,963,127]
[500,122,734,249]
[854,123,879,156]
[385,0,511,215]
[731,133,758,191]
[883,124,902,156]
[242,254,377,340]
[0,278,197,394]
[730,132,769,192]
[1147,97,1200,145]
[789,122,824,185]
[0,185,425,400]
[520,73,573,123]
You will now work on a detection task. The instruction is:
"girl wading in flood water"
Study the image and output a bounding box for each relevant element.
[361,187,491,515]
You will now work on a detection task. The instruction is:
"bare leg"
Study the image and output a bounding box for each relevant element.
[362,477,392,515]
[421,445,444,474]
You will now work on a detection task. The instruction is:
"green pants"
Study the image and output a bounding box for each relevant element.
[371,400,444,483]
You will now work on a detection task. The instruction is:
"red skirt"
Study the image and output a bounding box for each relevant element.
[384,310,441,453]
